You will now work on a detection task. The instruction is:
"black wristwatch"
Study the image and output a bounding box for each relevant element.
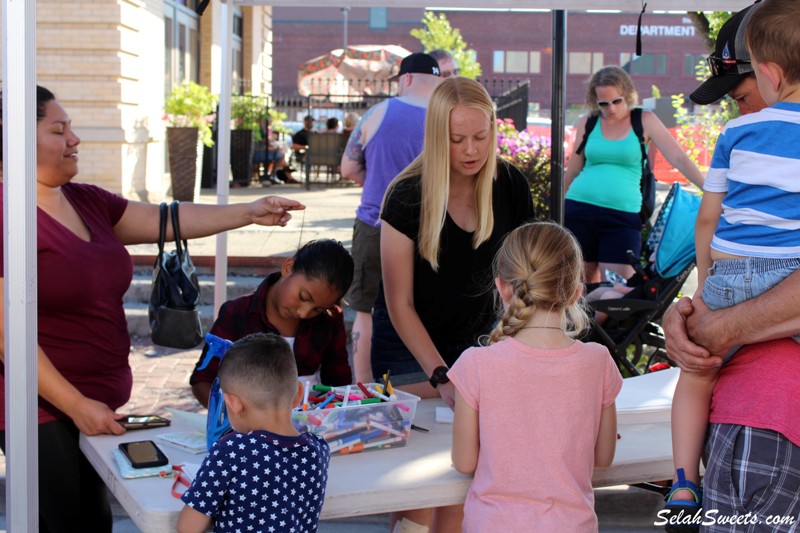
[428,365,450,388]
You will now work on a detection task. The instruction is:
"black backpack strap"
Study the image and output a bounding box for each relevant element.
[630,107,649,172]
[575,114,599,156]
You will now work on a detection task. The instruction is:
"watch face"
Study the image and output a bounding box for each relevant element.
[434,367,449,383]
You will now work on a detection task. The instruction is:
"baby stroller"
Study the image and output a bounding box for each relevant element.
[586,183,702,376]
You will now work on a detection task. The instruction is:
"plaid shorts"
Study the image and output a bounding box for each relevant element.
[702,424,800,532]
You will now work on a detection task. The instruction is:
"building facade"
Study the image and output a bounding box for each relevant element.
[0,0,273,200]
[273,7,711,122]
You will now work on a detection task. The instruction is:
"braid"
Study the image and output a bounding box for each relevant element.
[488,222,589,344]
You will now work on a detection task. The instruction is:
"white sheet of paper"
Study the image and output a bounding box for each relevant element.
[435,406,454,424]
[165,408,207,434]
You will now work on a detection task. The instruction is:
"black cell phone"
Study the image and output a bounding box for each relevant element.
[118,415,171,430]
[118,440,169,469]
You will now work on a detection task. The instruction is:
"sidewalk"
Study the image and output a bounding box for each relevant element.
[126,182,363,261]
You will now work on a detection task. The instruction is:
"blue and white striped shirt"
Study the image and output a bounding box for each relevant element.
[705,101,800,258]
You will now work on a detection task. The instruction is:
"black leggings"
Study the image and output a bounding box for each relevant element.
[0,419,112,533]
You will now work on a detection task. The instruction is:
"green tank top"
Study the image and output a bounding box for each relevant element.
[566,123,642,213]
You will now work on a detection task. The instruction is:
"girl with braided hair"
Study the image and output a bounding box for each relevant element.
[448,221,623,532]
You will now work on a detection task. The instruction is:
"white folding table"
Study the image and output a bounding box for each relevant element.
[80,368,679,533]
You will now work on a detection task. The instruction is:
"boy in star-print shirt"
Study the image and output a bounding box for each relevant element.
[178,333,330,533]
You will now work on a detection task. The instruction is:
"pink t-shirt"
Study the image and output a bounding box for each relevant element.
[710,338,800,447]
[448,338,622,533]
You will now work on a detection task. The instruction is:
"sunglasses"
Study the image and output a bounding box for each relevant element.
[707,55,751,77]
[597,97,624,108]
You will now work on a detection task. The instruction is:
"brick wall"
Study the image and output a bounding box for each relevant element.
[1,0,272,201]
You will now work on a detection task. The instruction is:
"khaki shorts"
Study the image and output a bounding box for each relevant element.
[346,218,382,312]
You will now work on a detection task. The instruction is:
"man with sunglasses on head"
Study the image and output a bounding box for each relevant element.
[429,49,459,79]
[664,1,800,531]
[688,2,766,113]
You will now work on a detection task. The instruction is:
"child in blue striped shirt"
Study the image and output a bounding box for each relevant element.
[665,0,800,527]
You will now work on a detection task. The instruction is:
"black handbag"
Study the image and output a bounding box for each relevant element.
[148,201,203,348]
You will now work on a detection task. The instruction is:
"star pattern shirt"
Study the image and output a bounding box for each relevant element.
[181,430,330,533]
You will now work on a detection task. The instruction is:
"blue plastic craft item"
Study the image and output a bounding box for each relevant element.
[202,333,235,450]
[646,183,702,278]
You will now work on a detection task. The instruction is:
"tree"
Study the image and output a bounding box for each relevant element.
[671,11,738,171]
[410,12,481,79]
[687,11,734,52]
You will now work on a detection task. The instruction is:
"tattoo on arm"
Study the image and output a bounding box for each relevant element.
[344,127,365,163]
[344,105,379,164]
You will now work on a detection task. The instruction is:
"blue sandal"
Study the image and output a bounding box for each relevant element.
[662,468,702,533]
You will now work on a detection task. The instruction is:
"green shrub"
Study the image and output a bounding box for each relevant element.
[164,81,217,147]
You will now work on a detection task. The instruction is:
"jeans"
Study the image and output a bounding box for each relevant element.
[703,257,800,361]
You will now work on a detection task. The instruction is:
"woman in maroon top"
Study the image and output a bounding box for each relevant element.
[0,86,305,533]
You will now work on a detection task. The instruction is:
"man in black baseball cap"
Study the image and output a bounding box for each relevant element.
[690,1,765,114]
[388,52,441,81]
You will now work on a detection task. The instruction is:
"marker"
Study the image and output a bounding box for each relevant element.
[367,387,391,402]
[315,394,336,410]
[356,382,373,398]
[341,385,352,408]
[335,398,382,407]
[302,380,310,410]
[369,420,407,437]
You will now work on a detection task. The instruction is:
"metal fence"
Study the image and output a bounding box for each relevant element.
[273,77,530,132]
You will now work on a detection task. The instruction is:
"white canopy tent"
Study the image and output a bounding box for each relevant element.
[3,0,751,529]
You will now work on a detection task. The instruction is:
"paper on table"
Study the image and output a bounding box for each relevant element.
[156,432,206,454]
[165,408,207,433]
[616,367,679,424]
[435,406,454,424]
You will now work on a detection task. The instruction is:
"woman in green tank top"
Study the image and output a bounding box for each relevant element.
[563,66,704,284]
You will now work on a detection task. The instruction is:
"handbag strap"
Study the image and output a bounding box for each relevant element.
[155,202,168,267]
[169,200,190,261]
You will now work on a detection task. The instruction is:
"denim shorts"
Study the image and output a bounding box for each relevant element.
[703,257,800,360]
[370,304,478,385]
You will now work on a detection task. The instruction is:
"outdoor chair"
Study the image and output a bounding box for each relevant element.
[303,132,344,189]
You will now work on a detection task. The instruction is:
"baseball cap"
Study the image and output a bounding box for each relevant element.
[690,2,760,105]
[388,53,441,81]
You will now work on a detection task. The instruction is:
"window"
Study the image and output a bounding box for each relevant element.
[568,52,604,75]
[529,52,541,74]
[492,50,542,74]
[369,7,388,29]
[164,0,200,95]
[493,51,505,73]
[232,11,244,94]
[684,53,705,76]
[621,53,668,75]
[506,51,528,73]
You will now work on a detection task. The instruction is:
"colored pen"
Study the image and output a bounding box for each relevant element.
[367,387,391,402]
[302,380,310,410]
[341,385,352,408]
[356,382,373,398]
[369,420,407,437]
[315,394,336,410]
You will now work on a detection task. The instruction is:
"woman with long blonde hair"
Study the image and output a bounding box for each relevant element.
[373,74,535,533]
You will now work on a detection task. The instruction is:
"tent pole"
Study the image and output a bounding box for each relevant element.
[550,9,567,225]
[3,0,40,529]
[214,0,235,317]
